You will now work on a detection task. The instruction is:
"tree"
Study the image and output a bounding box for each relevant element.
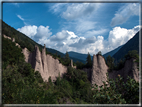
[75,61,85,69]
[86,52,92,68]
[64,51,70,66]
[97,51,102,55]
[125,50,139,60]
[106,55,114,72]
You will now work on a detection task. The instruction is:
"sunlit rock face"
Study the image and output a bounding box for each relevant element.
[91,54,139,86]
[3,34,139,84]
[91,54,108,86]
[22,44,139,84]
[22,45,67,82]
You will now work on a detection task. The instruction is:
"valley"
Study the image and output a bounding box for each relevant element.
[1,20,140,104]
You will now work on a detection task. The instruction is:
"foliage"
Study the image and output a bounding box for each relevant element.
[59,52,71,66]
[86,52,92,68]
[114,59,125,70]
[75,61,85,69]
[2,36,24,69]
[92,73,139,104]
[106,50,139,71]
[97,51,102,55]
[2,24,139,104]
[106,55,114,72]
[125,50,139,64]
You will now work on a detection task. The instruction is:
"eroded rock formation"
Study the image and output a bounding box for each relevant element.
[22,45,67,82]
[3,34,139,85]
[108,58,139,83]
[91,54,108,86]
[90,54,139,87]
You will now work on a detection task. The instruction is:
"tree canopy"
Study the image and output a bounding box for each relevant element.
[86,52,92,68]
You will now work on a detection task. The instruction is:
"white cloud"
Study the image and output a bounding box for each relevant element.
[75,20,97,33]
[18,24,140,56]
[17,14,24,21]
[35,25,52,39]
[17,25,52,40]
[85,29,108,37]
[17,25,37,38]
[61,3,101,20]
[111,3,139,26]
[49,3,105,38]
[108,25,140,50]
[16,14,28,25]
[49,3,69,14]
[50,30,70,41]
[59,25,140,55]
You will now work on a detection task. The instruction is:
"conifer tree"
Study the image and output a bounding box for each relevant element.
[86,52,92,68]
[65,51,70,66]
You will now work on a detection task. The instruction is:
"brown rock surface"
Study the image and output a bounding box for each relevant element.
[22,45,67,82]
[91,54,108,86]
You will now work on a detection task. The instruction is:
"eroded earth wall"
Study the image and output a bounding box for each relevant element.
[22,45,67,82]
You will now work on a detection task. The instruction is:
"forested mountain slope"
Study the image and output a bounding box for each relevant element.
[2,20,84,63]
[103,45,123,59]
[113,29,140,62]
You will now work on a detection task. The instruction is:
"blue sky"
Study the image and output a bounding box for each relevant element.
[1,1,141,55]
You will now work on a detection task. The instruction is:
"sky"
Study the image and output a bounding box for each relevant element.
[1,0,141,55]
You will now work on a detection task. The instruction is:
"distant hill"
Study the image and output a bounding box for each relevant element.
[2,20,84,63]
[113,29,140,62]
[68,51,93,63]
[103,45,123,59]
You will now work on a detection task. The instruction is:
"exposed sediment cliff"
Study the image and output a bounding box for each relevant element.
[91,54,108,86]
[90,54,139,87]
[108,58,139,83]
[3,34,139,85]
[22,45,67,82]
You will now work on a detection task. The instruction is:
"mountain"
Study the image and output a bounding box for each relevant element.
[2,20,84,63]
[68,51,93,62]
[112,29,140,62]
[103,45,123,59]
[2,20,139,104]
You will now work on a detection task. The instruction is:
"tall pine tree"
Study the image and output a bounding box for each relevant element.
[64,51,70,66]
[86,52,92,68]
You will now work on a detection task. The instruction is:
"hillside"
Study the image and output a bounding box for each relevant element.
[103,45,123,59]
[68,51,93,63]
[2,20,84,63]
[113,29,140,62]
[2,20,139,104]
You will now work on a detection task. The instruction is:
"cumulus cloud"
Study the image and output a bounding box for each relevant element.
[35,25,52,40]
[111,3,139,26]
[17,25,37,38]
[62,25,140,55]
[17,25,52,40]
[18,24,140,56]
[50,30,70,41]
[61,3,101,20]
[69,36,96,49]
[49,3,103,38]
[108,25,140,50]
